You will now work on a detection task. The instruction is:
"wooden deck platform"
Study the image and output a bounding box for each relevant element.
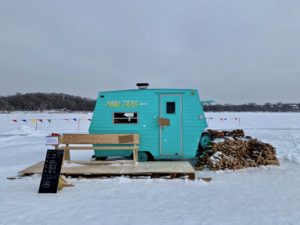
[19,160,196,180]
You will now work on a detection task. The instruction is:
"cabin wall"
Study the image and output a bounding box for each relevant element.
[182,90,207,157]
[89,90,161,157]
[89,89,208,159]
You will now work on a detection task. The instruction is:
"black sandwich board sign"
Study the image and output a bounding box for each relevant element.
[38,149,64,193]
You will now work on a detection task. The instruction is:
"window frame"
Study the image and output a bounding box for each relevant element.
[166,102,176,114]
[112,112,139,124]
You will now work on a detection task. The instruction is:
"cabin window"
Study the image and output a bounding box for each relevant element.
[166,102,176,114]
[113,112,138,124]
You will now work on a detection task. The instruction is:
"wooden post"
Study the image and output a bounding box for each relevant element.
[64,144,71,161]
[133,145,138,166]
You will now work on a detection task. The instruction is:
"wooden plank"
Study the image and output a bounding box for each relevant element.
[59,146,136,150]
[61,134,139,145]
[20,161,196,177]
[20,161,44,174]
[68,160,135,165]
[119,135,134,144]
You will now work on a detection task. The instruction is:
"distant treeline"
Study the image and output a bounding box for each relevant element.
[204,103,300,112]
[0,93,96,111]
[0,93,300,112]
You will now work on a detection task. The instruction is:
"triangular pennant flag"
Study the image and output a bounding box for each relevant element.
[48,119,51,123]
[22,119,27,123]
[73,118,77,122]
[39,119,43,123]
[64,119,69,121]
[88,119,92,121]
[12,119,17,123]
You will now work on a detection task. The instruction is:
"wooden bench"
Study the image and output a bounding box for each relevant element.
[54,134,139,166]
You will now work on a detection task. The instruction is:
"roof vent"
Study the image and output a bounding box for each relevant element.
[136,83,149,89]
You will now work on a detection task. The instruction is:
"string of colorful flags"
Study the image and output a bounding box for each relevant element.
[206,117,241,127]
[11,118,92,123]
[10,117,240,123]
[206,117,240,121]
[10,118,92,131]
[9,117,241,130]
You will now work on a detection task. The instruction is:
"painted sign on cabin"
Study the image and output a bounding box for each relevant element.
[105,100,148,108]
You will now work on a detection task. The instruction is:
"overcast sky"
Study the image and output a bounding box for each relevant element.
[0,0,299,103]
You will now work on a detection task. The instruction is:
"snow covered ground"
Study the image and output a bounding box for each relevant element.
[1,112,300,225]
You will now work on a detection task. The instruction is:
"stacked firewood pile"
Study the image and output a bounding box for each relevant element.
[195,129,279,170]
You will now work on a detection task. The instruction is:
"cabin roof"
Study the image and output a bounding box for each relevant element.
[99,88,197,95]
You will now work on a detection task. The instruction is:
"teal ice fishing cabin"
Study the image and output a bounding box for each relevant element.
[89,83,208,161]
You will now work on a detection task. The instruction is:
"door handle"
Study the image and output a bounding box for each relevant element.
[158,118,170,126]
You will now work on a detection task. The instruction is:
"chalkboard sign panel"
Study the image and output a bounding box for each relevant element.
[38,150,64,193]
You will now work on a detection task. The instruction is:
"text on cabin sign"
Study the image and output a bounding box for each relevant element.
[105,100,148,108]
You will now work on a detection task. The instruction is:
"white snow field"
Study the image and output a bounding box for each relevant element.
[1,112,300,225]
